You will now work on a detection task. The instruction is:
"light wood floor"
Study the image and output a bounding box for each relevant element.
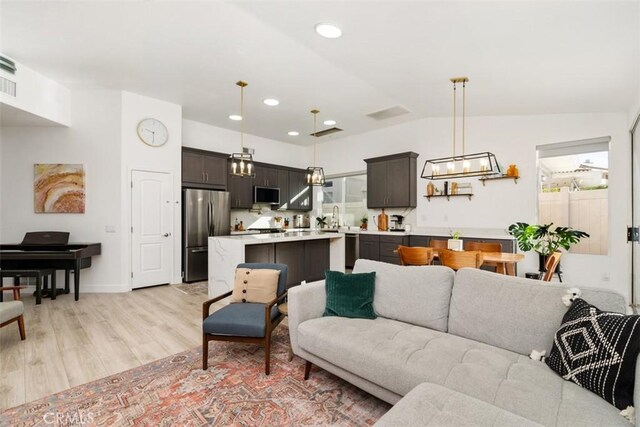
[0,284,222,411]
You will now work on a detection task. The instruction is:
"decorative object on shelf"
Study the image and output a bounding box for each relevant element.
[451,182,458,195]
[506,164,519,177]
[421,77,501,180]
[34,164,85,213]
[316,215,327,229]
[360,214,368,230]
[479,175,519,185]
[424,193,473,201]
[229,81,255,178]
[508,222,589,273]
[426,182,435,196]
[137,118,168,147]
[305,109,326,186]
[447,230,463,251]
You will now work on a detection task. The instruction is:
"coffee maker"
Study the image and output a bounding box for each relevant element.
[390,215,405,232]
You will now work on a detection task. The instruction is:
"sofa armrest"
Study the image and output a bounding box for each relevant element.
[287,280,325,356]
[635,354,640,426]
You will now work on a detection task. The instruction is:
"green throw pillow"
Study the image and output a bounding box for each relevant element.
[323,270,377,319]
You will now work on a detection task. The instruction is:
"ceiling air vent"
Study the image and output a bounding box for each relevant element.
[310,127,343,137]
[0,55,16,75]
[366,105,410,121]
[0,76,16,97]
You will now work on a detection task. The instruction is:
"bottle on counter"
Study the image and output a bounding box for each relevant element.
[234,218,239,231]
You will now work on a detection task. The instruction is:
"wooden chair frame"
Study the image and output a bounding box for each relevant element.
[463,241,502,272]
[541,252,562,282]
[440,249,484,270]
[397,245,434,266]
[202,290,288,375]
[0,286,27,340]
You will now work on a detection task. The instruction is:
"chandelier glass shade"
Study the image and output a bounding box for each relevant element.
[421,77,501,180]
[305,109,326,186]
[229,81,255,178]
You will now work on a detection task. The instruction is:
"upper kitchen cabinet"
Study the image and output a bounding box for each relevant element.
[182,148,228,189]
[288,170,313,211]
[365,152,418,208]
[254,164,279,187]
[276,168,290,210]
[227,172,253,209]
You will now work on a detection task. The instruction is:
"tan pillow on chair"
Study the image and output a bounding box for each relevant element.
[230,268,280,304]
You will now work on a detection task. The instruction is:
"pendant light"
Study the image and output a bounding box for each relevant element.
[305,109,326,186]
[421,77,500,180]
[229,81,255,177]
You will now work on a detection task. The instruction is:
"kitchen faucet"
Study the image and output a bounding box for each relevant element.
[332,205,340,229]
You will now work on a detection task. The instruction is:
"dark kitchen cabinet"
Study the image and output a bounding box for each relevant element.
[409,235,429,247]
[254,165,279,187]
[305,239,330,282]
[245,244,274,264]
[359,234,380,261]
[228,173,253,209]
[288,170,312,211]
[365,152,418,209]
[275,241,305,288]
[182,148,227,188]
[379,235,408,265]
[276,169,290,209]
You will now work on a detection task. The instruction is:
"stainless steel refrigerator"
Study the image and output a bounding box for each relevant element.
[183,189,230,282]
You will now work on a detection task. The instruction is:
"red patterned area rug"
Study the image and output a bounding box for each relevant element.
[2,326,391,426]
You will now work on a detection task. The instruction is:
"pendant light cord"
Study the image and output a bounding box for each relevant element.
[312,109,319,167]
[462,80,466,156]
[452,82,456,158]
[240,84,244,151]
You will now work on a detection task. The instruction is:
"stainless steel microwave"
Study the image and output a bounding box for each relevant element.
[254,186,280,204]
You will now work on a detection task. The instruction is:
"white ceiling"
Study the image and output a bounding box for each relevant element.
[1,1,638,145]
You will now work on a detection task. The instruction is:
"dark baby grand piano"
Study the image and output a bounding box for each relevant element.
[0,232,101,301]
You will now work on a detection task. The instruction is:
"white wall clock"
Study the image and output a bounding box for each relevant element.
[137,118,168,147]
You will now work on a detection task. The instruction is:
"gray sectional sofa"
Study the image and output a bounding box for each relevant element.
[287,259,637,427]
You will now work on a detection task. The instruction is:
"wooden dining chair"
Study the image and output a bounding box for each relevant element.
[464,241,502,272]
[428,239,449,249]
[440,249,484,271]
[397,245,434,266]
[541,252,562,282]
[0,286,27,340]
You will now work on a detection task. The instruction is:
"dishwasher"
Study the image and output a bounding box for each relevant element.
[345,233,359,269]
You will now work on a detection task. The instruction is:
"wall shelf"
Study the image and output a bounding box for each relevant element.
[424,194,473,201]
[478,175,519,186]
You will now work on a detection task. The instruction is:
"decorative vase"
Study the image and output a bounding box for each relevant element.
[447,239,463,251]
[427,182,435,196]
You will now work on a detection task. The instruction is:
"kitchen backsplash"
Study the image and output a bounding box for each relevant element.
[230,207,305,231]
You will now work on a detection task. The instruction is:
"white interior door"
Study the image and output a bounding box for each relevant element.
[131,170,173,289]
[632,114,640,312]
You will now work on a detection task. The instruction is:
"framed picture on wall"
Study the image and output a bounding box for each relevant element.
[34,164,85,213]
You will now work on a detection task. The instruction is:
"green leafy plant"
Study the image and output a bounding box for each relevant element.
[508,222,590,256]
[316,216,327,227]
[450,230,462,240]
[360,214,368,225]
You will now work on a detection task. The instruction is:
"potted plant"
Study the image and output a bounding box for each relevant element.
[448,230,463,251]
[508,222,590,273]
[360,214,368,230]
[316,216,327,229]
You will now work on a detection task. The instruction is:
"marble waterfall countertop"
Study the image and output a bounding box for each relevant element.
[320,227,515,240]
[208,232,344,297]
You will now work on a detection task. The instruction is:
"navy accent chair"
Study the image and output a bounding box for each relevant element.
[202,263,288,375]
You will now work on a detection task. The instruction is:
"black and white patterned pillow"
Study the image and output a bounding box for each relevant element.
[546,298,640,410]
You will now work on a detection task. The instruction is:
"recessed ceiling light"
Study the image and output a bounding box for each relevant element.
[315,23,342,39]
[288,131,300,136]
[229,114,242,121]
[263,98,280,106]
[323,119,337,126]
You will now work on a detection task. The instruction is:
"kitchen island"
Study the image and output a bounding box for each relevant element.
[208,232,344,297]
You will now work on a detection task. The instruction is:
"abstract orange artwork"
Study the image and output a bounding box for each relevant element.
[34,164,85,213]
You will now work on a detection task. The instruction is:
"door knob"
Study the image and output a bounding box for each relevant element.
[163,233,171,237]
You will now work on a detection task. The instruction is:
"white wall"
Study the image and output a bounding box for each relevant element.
[0,57,71,126]
[182,118,310,169]
[315,112,631,302]
[121,92,183,286]
[0,89,123,290]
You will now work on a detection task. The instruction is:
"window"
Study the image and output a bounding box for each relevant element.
[537,137,610,255]
[320,173,367,227]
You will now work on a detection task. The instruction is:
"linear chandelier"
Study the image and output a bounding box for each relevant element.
[305,109,326,186]
[229,81,255,178]
[421,77,501,180]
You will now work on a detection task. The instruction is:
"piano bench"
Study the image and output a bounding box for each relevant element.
[0,269,56,305]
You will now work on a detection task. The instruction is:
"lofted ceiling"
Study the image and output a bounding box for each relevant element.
[1,1,638,145]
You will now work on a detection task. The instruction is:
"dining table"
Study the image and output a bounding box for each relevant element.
[431,249,525,276]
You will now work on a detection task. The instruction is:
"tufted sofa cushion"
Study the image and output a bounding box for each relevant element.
[297,316,629,427]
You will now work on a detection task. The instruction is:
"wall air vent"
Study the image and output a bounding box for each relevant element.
[0,76,16,97]
[310,127,343,137]
[366,105,410,121]
[0,55,17,75]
